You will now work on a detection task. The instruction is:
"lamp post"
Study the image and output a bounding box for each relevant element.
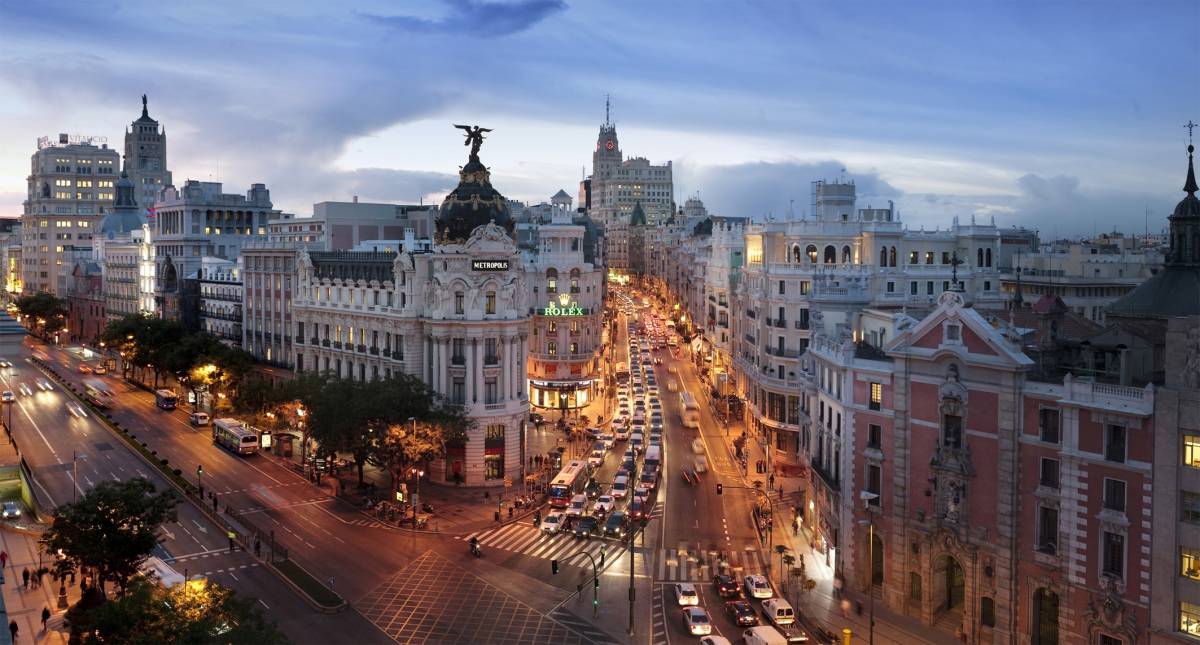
[859,491,880,645]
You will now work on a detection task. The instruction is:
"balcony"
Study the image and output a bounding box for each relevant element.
[451,355,466,366]
[333,341,343,350]
[765,345,800,359]
[811,459,839,491]
[484,355,500,365]
[321,339,330,347]
[369,347,379,355]
[794,320,809,330]
[310,337,319,346]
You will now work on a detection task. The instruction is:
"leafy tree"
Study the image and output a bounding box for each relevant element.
[372,413,469,492]
[41,478,178,594]
[14,292,67,338]
[73,577,287,644]
[101,314,149,379]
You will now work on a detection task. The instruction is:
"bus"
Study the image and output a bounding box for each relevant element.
[679,391,701,429]
[212,418,259,455]
[615,362,629,384]
[154,389,178,410]
[548,460,589,509]
[83,379,115,409]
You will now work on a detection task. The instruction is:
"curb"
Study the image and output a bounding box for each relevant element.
[29,357,348,614]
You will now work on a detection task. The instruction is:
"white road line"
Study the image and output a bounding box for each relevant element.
[258,599,270,609]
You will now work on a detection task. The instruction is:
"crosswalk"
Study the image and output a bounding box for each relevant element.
[458,523,628,565]
[654,544,767,582]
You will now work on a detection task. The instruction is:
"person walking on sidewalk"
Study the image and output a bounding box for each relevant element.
[9,619,17,641]
[22,567,29,589]
[41,607,49,631]
[0,549,7,568]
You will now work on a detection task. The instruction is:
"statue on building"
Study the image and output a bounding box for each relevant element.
[453,124,492,162]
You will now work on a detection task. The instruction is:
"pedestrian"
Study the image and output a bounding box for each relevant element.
[0,549,7,567]
[254,538,262,558]
[9,619,16,641]
[792,518,799,535]
[68,569,74,585]
[41,607,49,631]
[22,567,29,589]
[212,496,218,512]
[833,576,843,599]
[840,598,851,618]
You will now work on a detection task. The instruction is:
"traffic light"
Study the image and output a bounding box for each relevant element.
[197,465,203,476]
[716,483,723,495]
[551,559,559,575]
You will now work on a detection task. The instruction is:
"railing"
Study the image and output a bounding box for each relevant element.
[794,320,809,330]
[765,345,800,358]
[451,355,465,366]
[484,355,500,365]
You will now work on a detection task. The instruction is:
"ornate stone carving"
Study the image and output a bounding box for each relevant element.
[463,221,517,253]
[1084,576,1139,644]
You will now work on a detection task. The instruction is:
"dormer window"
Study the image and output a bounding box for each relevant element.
[945,324,962,344]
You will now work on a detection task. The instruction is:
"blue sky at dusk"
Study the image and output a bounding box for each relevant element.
[0,0,1196,236]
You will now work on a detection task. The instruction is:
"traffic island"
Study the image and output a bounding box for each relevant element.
[273,558,347,613]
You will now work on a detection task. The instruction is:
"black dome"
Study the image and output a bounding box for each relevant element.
[437,158,514,243]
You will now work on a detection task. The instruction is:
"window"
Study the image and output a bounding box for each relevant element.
[1102,531,1124,579]
[569,342,578,354]
[451,378,465,405]
[909,573,922,601]
[946,324,961,343]
[1183,491,1200,524]
[1105,425,1126,463]
[1037,506,1058,554]
[1040,409,1061,443]
[868,382,883,410]
[980,597,995,627]
[778,280,785,295]
[484,379,498,404]
[926,281,934,295]
[799,281,810,295]
[909,251,919,265]
[547,278,557,293]
[806,245,818,263]
[943,414,962,448]
[1182,547,1200,580]
[925,251,934,265]
[1103,479,1126,513]
[484,338,498,364]
[886,281,895,293]
[451,338,465,364]
[1040,458,1060,489]
[454,291,464,314]
[485,291,496,314]
[867,424,882,449]
[547,341,557,355]
[941,251,951,265]
[548,321,557,333]
[1184,435,1200,468]
[1182,601,1200,637]
[910,282,918,295]
[865,465,881,506]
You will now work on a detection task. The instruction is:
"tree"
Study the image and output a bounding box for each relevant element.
[41,478,178,594]
[74,577,287,644]
[14,292,67,338]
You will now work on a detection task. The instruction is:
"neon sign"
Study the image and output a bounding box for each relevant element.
[540,293,589,316]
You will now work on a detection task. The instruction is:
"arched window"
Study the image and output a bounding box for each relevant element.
[985,248,993,267]
[880,247,888,267]
[889,246,897,267]
[546,268,558,293]
[806,245,818,263]
[842,245,852,264]
[977,248,984,268]
[824,245,837,264]
[792,244,802,263]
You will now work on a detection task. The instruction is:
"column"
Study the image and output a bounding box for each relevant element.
[518,333,527,400]
[465,338,476,404]
[438,336,449,395]
[498,332,508,402]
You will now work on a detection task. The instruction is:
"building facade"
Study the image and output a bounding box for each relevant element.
[22,135,118,294]
[124,96,172,209]
[197,257,242,346]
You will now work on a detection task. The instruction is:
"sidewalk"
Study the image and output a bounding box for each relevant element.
[684,356,950,644]
[0,528,80,645]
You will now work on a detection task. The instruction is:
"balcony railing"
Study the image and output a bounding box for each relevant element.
[765,345,800,358]
[451,355,466,366]
[484,355,500,365]
[794,320,809,330]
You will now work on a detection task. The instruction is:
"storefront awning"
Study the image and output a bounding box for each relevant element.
[529,379,596,389]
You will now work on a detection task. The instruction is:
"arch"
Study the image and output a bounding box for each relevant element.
[823,245,837,264]
[943,555,965,610]
[880,246,888,267]
[985,248,993,267]
[569,267,581,279]
[806,245,818,263]
[545,267,558,279]
[977,248,984,267]
[870,531,884,586]
[1032,588,1059,645]
[842,245,852,264]
[792,244,802,263]
[889,246,897,267]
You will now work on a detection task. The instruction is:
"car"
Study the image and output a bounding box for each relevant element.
[615,425,631,440]
[529,412,545,425]
[77,364,92,374]
[599,433,615,449]
[541,511,566,534]
[611,477,630,499]
[566,494,587,517]
[65,401,88,418]
[617,459,637,480]
[699,637,733,645]
[744,574,774,599]
[0,391,12,403]
[630,434,644,453]
[648,434,662,447]
[675,582,700,606]
[1,501,20,518]
[92,365,107,375]
[604,511,627,538]
[667,379,679,392]
[692,438,706,454]
[35,378,52,391]
[17,383,32,397]
[0,360,11,368]
[713,574,739,598]
[573,516,599,539]
[695,455,708,473]
[588,449,606,467]
[629,498,647,521]
[681,606,712,636]
[585,479,602,499]
[189,412,211,426]
[623,448,636,462]
[639,470,658,491]
[682,466,699,486]
[593,495,615,515]
[724,599,759,626]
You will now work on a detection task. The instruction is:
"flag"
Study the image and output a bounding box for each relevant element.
[145,205,156,222]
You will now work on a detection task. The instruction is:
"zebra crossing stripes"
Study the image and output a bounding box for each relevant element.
[654,546,766,582]
[459,523,628,564]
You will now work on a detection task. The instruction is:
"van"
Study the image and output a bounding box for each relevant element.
[644,445,662,470]
[743,626,789,645]
[762,598,796,626]
[567,494,587,517]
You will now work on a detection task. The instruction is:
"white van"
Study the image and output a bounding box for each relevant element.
[762,598,796,626]
[567,494,588,517]
[644,445,662,470]
[743,626,788,645]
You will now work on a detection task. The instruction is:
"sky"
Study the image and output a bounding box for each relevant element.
[0,0,1196,237]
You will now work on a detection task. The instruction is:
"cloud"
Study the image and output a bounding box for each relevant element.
[319,167,458,206]
[362,0,566,37]
[676,160,903,220]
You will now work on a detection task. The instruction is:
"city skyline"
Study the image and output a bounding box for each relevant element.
[0,1,1196,235]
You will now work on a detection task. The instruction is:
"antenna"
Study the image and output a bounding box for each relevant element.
[605,94,611,126]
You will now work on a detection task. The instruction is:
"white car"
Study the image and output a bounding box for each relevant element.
[695,455,708,473]
[675,582,700,606]
[611,477,630,499]
[566,494,587,517]
[692,438,705,454]
[682,606,712,636]
[599,433,615,449]
[65,401,88,418]
[744,574,774,599]
[1,501,21,518]
[0,391,13,403]
[189,412,211,427]
[17,383,32,397]
[35,378,52,391]
[588,449,606,468]
[541,511,566,534]
[593,495,615,515]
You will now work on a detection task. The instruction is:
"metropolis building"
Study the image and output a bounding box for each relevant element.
[292,140,530,486]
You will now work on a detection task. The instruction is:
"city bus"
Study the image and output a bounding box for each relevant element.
[154,389,178,410]
[212,418,259,456]
[679,391,701,429]
[615,362,629,384]
[83,379,115,409]
[548,460,589,509]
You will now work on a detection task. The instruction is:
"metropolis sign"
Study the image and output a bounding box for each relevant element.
[472,259,510,271]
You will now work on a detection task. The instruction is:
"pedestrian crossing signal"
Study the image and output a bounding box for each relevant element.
[717,483,723,495]
[551,559,559,575]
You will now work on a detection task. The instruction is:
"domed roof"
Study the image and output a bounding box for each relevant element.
[1173,144,1199,220]
[436,157,513,243]
[99,169,144,237]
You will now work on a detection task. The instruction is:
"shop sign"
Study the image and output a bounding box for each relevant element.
[539,299,588,316]
[472,259,509,271]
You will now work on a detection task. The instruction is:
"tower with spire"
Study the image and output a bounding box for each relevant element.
[124,94,172,209]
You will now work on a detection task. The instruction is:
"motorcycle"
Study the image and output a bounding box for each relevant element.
[469,539,482,558]
[421,502,435,514]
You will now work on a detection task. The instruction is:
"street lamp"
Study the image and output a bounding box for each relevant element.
[859,491,880,645]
